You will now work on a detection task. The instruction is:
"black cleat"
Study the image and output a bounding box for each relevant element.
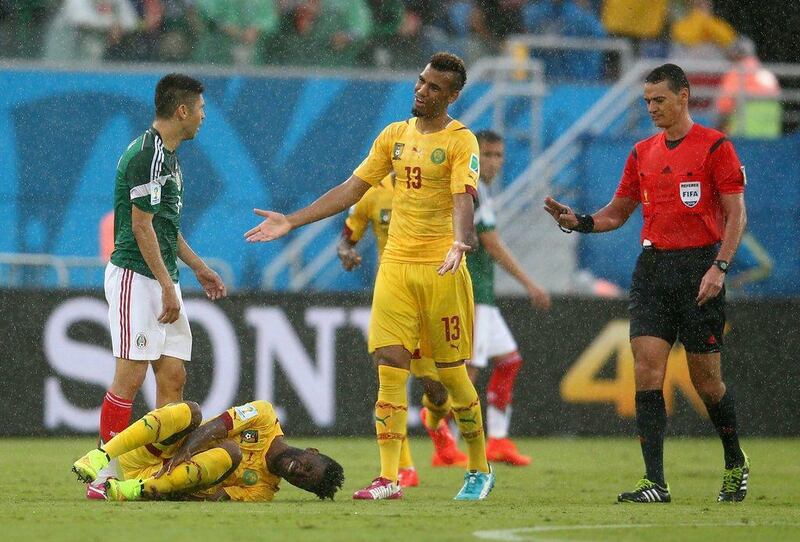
[718,452,750,503]
[618,477,671,503]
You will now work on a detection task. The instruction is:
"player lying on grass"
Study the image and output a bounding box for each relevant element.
[72,400,344,501]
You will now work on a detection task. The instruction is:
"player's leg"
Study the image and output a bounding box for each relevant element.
[415,359,467,467]
[153,282,192,407]
[73,401,201,483]
[682,288,748,502]
[421,264,493,500]
[107,440,242,501]
[354,262,416,500]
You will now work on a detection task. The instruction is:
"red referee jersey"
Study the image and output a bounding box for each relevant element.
[615,123,745,250]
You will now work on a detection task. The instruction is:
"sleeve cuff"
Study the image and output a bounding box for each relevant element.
[219,411,234,431]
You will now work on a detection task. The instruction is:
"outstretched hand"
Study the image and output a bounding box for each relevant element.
[438,241,471,275]
[244,209,291,242]
[543,196,579,231]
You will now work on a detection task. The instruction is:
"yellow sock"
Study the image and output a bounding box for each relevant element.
[375,365,409,482]
[103,402,192,459]
[422,393,452,431]
[398,437,414,469]
[437,364,489,473]
[142,447,233,498]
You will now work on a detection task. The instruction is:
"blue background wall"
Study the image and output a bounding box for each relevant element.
[0,68,795,295]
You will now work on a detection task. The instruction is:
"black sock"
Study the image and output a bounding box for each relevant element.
[705,390,745,469]
[636,390,667,487]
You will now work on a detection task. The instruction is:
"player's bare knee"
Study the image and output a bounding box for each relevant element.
[218,440,242,467]
[422,378,449,405]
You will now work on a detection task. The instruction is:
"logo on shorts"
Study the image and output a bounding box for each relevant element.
[135,332,147,350]
[679,181,701,208]
[392,143,405,160]
[430,148,446,164]
[241,429,259,444]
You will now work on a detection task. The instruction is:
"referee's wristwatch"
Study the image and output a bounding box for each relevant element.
[713,259,730,273]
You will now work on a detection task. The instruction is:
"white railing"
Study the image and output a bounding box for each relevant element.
[261,56,548,291]
[0,252,235,289]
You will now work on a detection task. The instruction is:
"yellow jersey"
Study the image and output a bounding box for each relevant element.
[353,117,479,264]
[344,175,394,261]
[194,400,285,502]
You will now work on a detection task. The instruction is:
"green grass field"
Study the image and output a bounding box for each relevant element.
[2,437,799,542]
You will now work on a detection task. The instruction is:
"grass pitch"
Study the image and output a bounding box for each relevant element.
[1,437,798,542]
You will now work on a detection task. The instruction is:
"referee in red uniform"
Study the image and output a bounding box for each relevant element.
[545,64,749,503]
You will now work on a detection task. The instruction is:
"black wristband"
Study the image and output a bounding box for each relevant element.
[572,214,595,233]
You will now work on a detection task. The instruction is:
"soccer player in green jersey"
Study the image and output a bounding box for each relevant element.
[89,73,227,500]
[466,130,550,466]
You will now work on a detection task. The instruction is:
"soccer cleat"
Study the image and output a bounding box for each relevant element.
[72,449,110,484]
[85,481,108,500]
[718,452,750,503]
[486,438,531,466]
[352,477,403,500]
[421,408,468,467]
[617,478,671,503]
[397,467,419,488]
[454,466,495,500]
[105,478,143,501]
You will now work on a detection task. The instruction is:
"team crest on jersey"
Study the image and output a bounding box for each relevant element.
[379,209,391,224]
[392,143,405,160]
[430,148,446,164]
[135,332,147,350]
[241,429,259,444]
[242,469,259,486]
[680,181,701,208]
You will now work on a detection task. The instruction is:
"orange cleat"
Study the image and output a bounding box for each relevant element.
[421,407,469,467]
[397,467,419,487]
[486,437,531,466]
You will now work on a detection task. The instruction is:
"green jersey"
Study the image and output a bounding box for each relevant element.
[467,182,496,306]
[110,128,184,282]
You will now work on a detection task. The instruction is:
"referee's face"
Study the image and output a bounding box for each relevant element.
[644,81,687,131]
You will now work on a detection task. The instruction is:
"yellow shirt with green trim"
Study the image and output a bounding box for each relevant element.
[353,118,480,264]
[344,175,394,261]
[194,400,284,502]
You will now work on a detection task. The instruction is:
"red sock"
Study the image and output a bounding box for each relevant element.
[487,352,523,410]
[99,391,133,444]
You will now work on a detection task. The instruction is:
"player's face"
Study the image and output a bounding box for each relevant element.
[412,65,459,119]
[479,140,504,184]
[182,94,205,140]
[274,447,329,493]
[643,81,687,131]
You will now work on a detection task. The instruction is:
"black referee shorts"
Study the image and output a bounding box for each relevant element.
[628,244,725,354]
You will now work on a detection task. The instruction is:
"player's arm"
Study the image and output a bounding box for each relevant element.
[337,235,362,271]
[177,232,227,300]
[697,192,746,306]
[438,192,475,275]
[338,196,370,271]
[245,175,372,242]
[131,206,180,324]
[479,229,551,310]
[543,195,638,234]
[154,416,230,477]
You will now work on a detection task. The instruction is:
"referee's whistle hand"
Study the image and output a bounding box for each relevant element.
[543,196,578,229]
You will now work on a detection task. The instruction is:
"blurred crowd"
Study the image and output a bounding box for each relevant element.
[0,0,755,73]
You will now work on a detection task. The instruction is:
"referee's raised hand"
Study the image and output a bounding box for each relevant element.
[544,196,578,230]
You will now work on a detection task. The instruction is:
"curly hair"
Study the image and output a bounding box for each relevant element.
[310,454,345,500]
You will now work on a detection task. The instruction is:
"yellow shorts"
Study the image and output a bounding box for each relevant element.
[118,403,191,480]
[369,261,474,363]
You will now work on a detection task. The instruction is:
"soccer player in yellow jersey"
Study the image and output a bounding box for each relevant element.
[245,52,494,501]
[338,173,469,488]
[72,400,344,501]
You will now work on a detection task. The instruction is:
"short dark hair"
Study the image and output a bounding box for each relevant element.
[429,52,467,91]
[644,64,690,94]
[155,73,204,119]
[475,130,503,144]
[310,454,345,500]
